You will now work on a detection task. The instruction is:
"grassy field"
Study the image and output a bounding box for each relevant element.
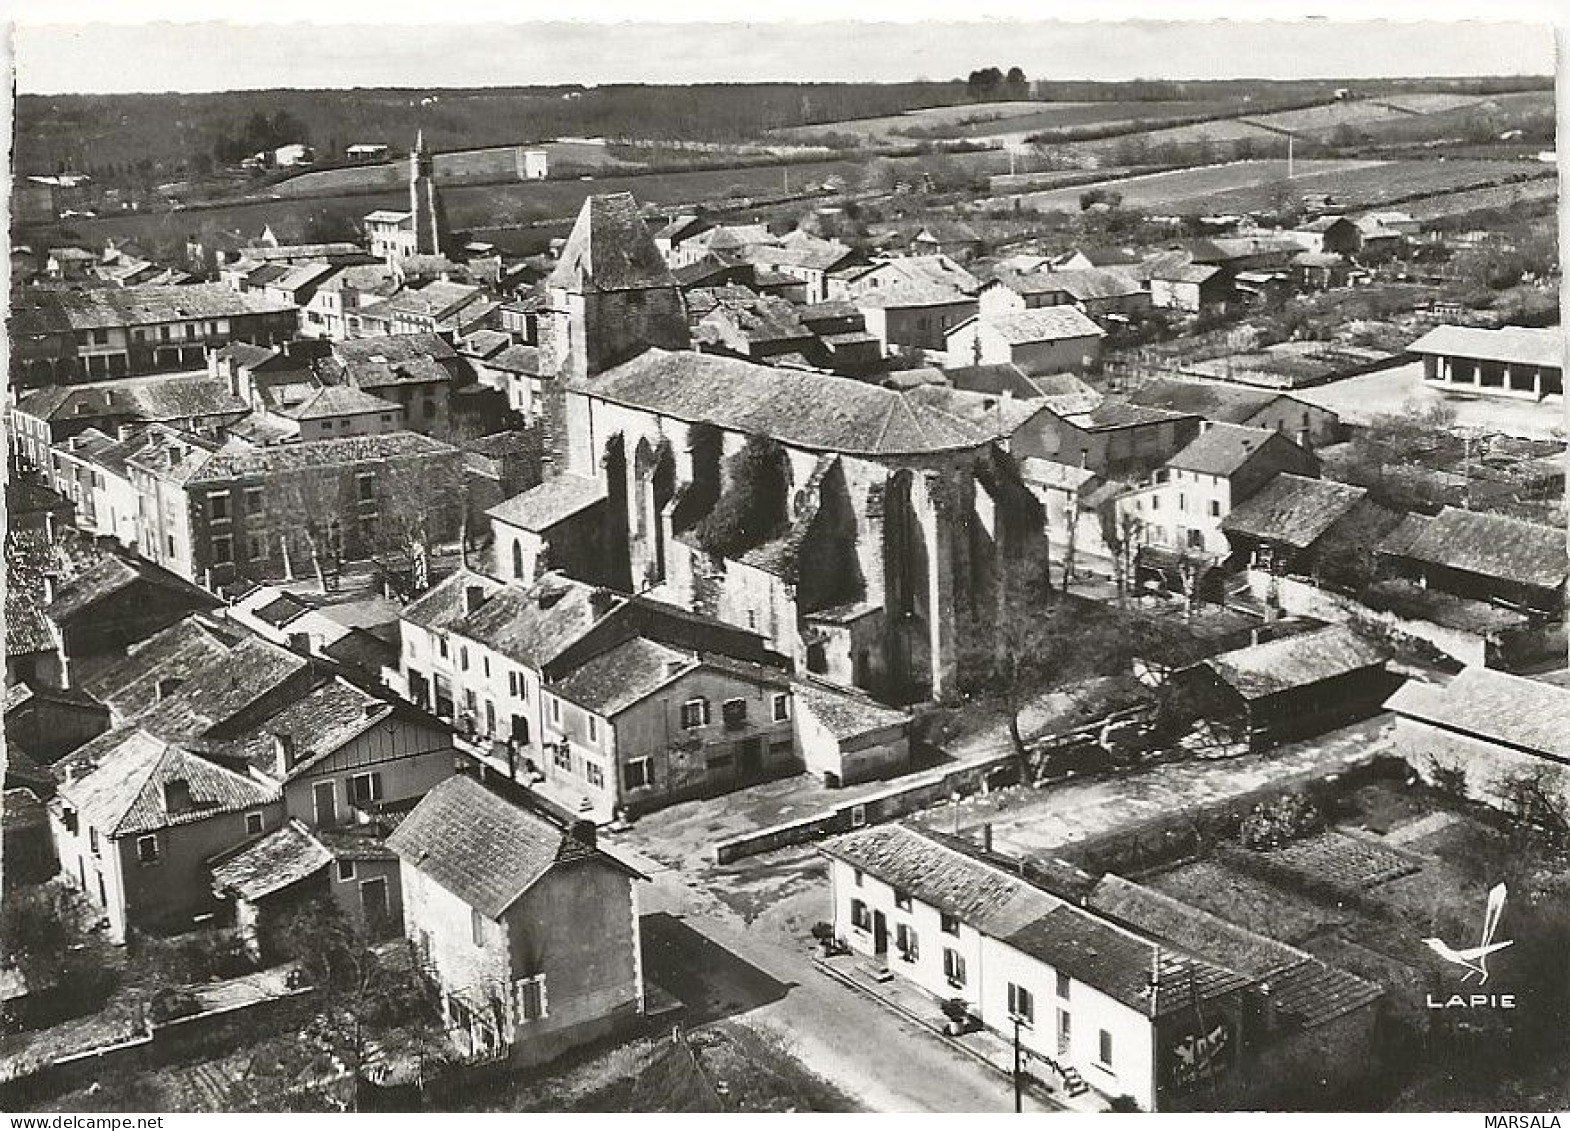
[994,157,1551,216]
[271,141,648,199]
[777,99,1234,145]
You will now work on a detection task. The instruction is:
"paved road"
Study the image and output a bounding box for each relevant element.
[628,851,1049,1113]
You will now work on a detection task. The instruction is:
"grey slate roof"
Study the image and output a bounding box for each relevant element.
[793,678,910,740]
[81,615,238,718]
[52,284,293,328]
[386,774,609,919]
[974,307,1104,345]
[1127,378,1291,424]
[552,636,691,718]
[189,430,455,483]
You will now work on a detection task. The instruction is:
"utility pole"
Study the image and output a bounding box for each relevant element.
[1013,1016,1023,1112]
[1287,132,1295,180]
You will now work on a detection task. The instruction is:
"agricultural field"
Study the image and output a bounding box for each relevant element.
[778,99,1232,146]
[270,140,647,199]
[989,158,1378,212]
[990,157,1552,217]
[1400,175,1559,221]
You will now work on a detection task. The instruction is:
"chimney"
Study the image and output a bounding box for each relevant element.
[273,731,296,770]
[163,777,192,815]
[41,575,56,605]
[464,584,488,614]
[1295,427,1313,453]
[364,703,381,720]
[154,676,183,701]
[589,588,615,618]
[570,817,597,848]
[116,423,136,442]
[981,823,993,854]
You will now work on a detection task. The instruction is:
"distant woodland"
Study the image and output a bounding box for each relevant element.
[15,74,1552,181]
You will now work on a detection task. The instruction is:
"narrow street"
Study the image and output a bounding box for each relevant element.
[626,847,1053,1113]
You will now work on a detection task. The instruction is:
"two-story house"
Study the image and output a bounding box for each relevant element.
[387,774,645,1065]
[1117,424,1319,563]
[51,727,283,943]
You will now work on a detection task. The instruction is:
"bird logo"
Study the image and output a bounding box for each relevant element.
[1423,883,1512,986]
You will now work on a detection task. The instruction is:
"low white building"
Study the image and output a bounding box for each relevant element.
[822,823,1383,1112]
[944,307,1104,376]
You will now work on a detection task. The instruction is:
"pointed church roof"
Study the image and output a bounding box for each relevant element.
[548,193,678,293]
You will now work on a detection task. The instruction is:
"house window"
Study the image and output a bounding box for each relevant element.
[438,636,449,659]
[587,716,598,745]
[772,693,790,722]
[943,947,967,987]
[483,656,490,678]
[721,698,747,729]
[624,757,653,790]
[357,471,375,501]
[853,868,864,887]
[680,698,710,729]
[211,534,233,565]
[348,772,383,806]
[893,889,912,911]
[245,811,264,836]
[940,913,960,936]
[1008,983,1035,1026]
[90,828,100,856]
[459,645,469,671]
[549,696,561,724]
[247,535,268,561]
[514,974,547,1022]
[1098,1029,1114,1068]
[586,762,604,789]
[553,744,572,772]
[210,492,231,521]
[1056,970,1071,999]
[508,671,519,697]
[136,834,160,865]
[471,907,486,947]
[895,923,919,963]
[850,899,871,932]
[1209,499,1222,518]
[337,859,356,882]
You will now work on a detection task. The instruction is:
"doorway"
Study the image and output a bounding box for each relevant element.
[313,780,337,827]
[873,910,889,958]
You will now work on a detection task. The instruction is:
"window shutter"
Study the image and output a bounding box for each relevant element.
[701,698,712,725]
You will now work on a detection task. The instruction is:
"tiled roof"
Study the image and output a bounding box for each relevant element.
[1374,512,1432,558]
[902,385,1048,442]
[822,824,1247,1017]
[1038,267,1142,302]
[939,363,1040,399]
[134,635,310,746]
[456,573,622,669]
[1088,875,1383,1028]
[52,284,294,329]
[793,678,909,740]
[749,238,857,272]
[456,329,513,360]
[973,306,1104,345]
[1071,400,1191,431]
[5,480,73,517]
[549,193,678,292]
[575,349,996,458]
[399,569,501,633]
[1384,667,1570,760]
[487,475,606,533]
[486,344,542,375]
[58,728,276,837]
[1166,422,1286,477]
[282,385,399,421]
[210,820,332,901]
[552,636,691,717]
[330,333,457,364]
[1397,507,1567,591]
[338,353,453,390]
[1220,473,1368,550]
[1127,378,1287,424]
[81,615,238,718]
[464,430,536,460]
[220,677,394,780]
[47,555,212,623]
[855,281,974,309]
[386,775,605,918]
[188,430,455,483]
[1407,325,1564,369]
[13,385,124,423]
[1200,624,1388,701]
